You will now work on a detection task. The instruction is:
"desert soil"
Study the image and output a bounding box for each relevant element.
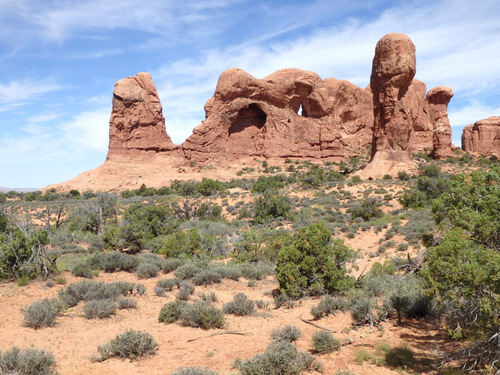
[0,268,455,375]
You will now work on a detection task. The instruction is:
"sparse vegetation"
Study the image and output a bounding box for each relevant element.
[23,298,62,329]
[235,339,320,375]
[2,157,499,373]
[223,293,255,316]
[95,330,158,361]
[0,347,58,375]
[312,331,341,354]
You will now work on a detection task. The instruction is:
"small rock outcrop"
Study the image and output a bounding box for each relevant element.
[107,72,177,160]
[462,116,500,157]
[182,68,373,161]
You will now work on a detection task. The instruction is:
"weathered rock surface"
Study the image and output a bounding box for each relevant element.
[359,34,454,178]
[426,86,454,159]
[462,116,500,157]
[182,68,373,161]
[107,72,177,160]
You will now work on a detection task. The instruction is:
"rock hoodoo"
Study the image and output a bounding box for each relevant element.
[462,116,500,158]
[46,32,464,192]
[359,34,454,178]
[107,72,177,160]
[426,86,454,159]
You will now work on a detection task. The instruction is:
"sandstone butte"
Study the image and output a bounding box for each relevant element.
[461,116,500,158]
[47,32,497,192]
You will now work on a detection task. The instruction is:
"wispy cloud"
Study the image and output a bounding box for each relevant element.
[0,78,63,107]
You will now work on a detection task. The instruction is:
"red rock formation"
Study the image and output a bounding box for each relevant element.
[426,86,454,159]
[359,34,454,178]
[46,33,460,192]
[182,68,373,161]
[462,116,500,157]
[107,72,177,160]
[360,33,419,178]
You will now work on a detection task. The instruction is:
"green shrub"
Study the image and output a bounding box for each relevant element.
[239,262,274,281]
[349,198,383,221]
[233,228,293,263]
[276,223,355,298]
[397,171,411,181]
[215,264,242,281]
[154,286,166,296]
[197,178,227,196]
[156,278,179,291]
[312,331,341,354]
[270,325,302,343]
[136,284,146,295]
[223,293,255,316]
[162,258,184,273]
[96,330,158,361]
[198,291,218,302]
[174,263,202,280]
[310,295,347,320]
[176,281,195,301]
[92,251,139,273]
[24,298,62,329]
[354,348,376,364]
[83,299,117,319]
[136,262,160,279]
[192,269,222,286]
[350,294,376,325]
[252,175,286,193]
[117,297,137,310]
[170,367,219,375]
[70,261,95,278]
[255,299,270,309]
[58,280,123,307]
[235,340,318,375]
[179,302,225,329]
[0,347,58,375]
[113,281,135,295]
[159,300,189,324]
[55,276,67,285]
[254,191,294,223]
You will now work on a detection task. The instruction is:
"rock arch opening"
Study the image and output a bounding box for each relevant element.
[229,103,267,135]
[228,103,267,153]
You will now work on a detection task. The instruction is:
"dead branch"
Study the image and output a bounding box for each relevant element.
[299,318,336,332]
[187,330,250,342]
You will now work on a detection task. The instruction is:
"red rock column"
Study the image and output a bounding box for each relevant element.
[426,86,454,159]
[107,72,175,160]
[359,33,418,178]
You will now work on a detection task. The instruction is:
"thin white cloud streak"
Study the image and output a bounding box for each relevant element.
[0,79,63,105]
[0,108,109,166]
[0,0,247,45]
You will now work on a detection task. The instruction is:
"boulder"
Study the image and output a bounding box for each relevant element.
[462,116,500,157]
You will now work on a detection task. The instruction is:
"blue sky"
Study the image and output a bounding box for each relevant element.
[1,0,499,188]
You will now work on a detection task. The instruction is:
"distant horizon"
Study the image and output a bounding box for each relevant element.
[1,0,499,188]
